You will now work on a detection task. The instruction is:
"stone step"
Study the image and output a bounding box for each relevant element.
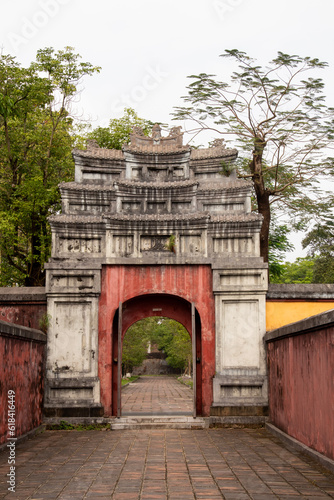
[110,415,207,430]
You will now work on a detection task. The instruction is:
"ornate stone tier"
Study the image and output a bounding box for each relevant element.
[48,211,262,262]
[122,144,191,155]
[60,178,251,191]
[73,147,124,159]
[190,146,238,160]
[73,128,238,184]
[103,212,209,222]
[49,215,104,224]
[59,177,252,216]
[116,179,199,189]
[48,212,262,226]
[196,179,252,191]
[74,144,237,162]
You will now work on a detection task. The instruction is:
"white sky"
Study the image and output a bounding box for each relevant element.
[1,0,334,259]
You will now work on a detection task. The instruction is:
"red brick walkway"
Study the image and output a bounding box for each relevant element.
[1,428,334,499]
[121,376,193,416]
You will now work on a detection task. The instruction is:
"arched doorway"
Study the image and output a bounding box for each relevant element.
[98,264,215,418]
[111,294,202,417]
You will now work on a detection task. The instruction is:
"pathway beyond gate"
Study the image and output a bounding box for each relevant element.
[121,376,193,416]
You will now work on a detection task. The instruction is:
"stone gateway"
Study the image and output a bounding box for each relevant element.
[45,126,268,420]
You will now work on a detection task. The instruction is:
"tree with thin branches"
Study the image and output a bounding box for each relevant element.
[174,50,334,262]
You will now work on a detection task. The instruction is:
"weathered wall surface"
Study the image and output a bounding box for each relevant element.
[0,320,46,445]
[0,288,46,330]
[99,264,215,417]
[266,284,334,331]
[265,310,334,461]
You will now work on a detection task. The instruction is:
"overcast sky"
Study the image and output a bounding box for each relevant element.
[1,0,333,258]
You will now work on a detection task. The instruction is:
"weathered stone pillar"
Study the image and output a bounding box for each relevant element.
[45,263,103,417]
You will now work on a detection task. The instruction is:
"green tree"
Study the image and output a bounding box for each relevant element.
[302,217,334,283]
[122,319,150,374]
[123,316,192,375]
[271,257,314,284]
[164,322,192,375]
[0,47,100,286]
[268,219,294,281]
[149,318,192,375]
[174,50,334,263]
[87,107,155,149]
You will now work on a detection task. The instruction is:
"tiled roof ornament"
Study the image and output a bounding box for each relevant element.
[168,126,182,137]
[132,126,145,137]
[128,123,184,151]
[152,123,162,144]
[86,139,100,149]
[210,138,226,149]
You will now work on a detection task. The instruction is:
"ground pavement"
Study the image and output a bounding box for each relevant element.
[121,376,193,415]
[0,376,333,499]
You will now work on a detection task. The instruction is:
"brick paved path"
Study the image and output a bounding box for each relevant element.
[1,428,334,499]
[121,376,193,415]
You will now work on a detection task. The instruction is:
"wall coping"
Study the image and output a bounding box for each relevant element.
[267,283,334,300]
[2,284,334,301]
[0,287,46,302]
[0,319,47,342]
[264,308,334,342]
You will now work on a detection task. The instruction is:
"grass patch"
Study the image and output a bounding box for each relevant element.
[177,376,193,389]
[121,375,139,386]
[46,420,110,431]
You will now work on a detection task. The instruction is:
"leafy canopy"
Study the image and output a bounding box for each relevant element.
[0,47,100,286]
[271,258,315,284]
[122,319,150,374]
[268,219,294,282]
[270,216,334,283]
[302,216,334,283]
[123,317,192,375]
[87,107,155,150]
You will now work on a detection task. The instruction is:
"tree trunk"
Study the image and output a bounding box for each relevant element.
[249,137,271,263]
[24,263,45,286]
[257,192,271,263]
[25,214,47,286]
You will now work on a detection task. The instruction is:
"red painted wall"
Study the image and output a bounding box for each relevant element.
[267,327,334,460]
[0,288,47,330]
[98,265,215,417]
[0,303,47,330]
[0,331,45,445]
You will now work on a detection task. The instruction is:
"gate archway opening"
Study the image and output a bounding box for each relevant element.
[121,316,194,416]
[111,294,202,417]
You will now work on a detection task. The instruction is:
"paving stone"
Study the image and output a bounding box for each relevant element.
[1,381,334,500]
[122,375,193,415]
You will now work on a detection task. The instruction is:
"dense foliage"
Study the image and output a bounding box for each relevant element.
[271,257,315,284]
[302,218,334,283]
[122,317,192,375]
[122,319,150,374]
[0,47,100,285]
[271,217,334,284]
[87,107,155,149]
[268,220,294,281]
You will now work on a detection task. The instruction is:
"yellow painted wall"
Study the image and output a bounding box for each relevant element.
[266,301,334,331]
